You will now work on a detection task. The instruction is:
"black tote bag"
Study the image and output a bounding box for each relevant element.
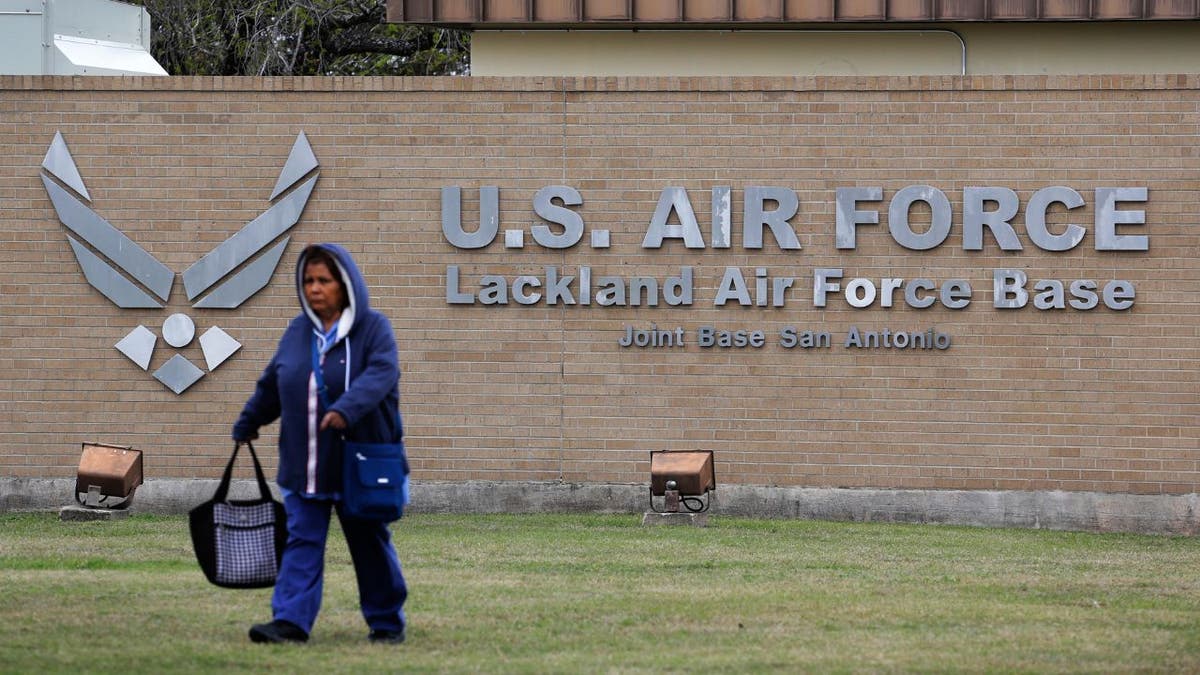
[189,442,288,589]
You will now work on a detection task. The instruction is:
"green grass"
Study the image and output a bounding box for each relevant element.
[1,512,1198,673]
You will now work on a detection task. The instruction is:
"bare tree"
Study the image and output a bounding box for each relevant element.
[130,0,469,76]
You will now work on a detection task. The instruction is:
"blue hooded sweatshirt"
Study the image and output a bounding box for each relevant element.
[233,243,402,495]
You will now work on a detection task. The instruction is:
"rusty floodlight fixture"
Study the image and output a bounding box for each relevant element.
[75,442,143,509]
[649,450,716,514]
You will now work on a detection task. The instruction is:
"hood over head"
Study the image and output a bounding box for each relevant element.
[296,243,370,340]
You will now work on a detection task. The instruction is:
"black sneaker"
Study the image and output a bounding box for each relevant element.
[368,627,406,644]
[249,619,309,644]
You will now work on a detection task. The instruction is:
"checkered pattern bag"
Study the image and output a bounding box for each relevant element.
[189,442,287,589]
[213,502,280,586]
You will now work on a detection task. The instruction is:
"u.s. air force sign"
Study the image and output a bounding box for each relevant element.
[441,184,1147,310]
[41,132,319,394]
[440,184,1147,352]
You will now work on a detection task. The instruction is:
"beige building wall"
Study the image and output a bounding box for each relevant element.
[471,24,1200,76]
[1,75,1198,512]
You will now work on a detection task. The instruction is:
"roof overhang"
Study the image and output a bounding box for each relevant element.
[387,0,1200,28]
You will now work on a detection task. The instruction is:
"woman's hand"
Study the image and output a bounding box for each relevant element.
[319,411,347,431]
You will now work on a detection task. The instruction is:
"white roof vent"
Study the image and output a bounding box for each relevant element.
[52,34,167,76]
[0,0,168,75]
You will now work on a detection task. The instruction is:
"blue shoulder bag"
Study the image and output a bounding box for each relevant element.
[313,336,409,522]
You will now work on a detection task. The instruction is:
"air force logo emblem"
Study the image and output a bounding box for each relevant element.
[41,132,320,394]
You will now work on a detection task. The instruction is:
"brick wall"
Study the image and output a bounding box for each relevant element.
[1,75,1196,495]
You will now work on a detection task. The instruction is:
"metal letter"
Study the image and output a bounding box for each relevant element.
[940,280,973,309]
[1026,187,1086,251]
[643,187,705,248]
[1095,188,1148,251]
[743,187,800,250]
[904,279,936,309]
[714,267,751,306]
[512,276,542,305]
[479,275,508,304]
[1068,280,1099,310]
[544,267,576,305]
[442,186,499,249]
[835,187,881,250]
[993,269,1028,309]
[711,186,731,249]
[664,267,693,306]
[888,185,952,250]
[1032,280,1066,309]
[844,279,876,308]
[445,265,475,304]
[1103,281,1136,310]
[963,187,1021,251]
[813,269,842,308]
[531,185,584,249]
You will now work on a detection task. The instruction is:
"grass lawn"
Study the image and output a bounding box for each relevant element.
[1,512,1198,673]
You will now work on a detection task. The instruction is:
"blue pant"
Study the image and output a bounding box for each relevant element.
[272,492,407,635]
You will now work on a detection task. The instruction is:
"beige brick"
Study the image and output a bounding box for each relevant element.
[0,76,1196,496]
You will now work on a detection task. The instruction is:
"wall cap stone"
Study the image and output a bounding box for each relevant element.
[0,74,1197,93]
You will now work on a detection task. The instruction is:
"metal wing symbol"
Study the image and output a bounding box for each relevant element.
[182,133,319,309]
[40,131,320,310]
[41,132,174,308]
[41,132,320,394]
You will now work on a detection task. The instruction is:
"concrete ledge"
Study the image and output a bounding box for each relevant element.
[0,478,282,516]
[59,504,130,521]
[2,478,1197,535]
[642,511,709,527]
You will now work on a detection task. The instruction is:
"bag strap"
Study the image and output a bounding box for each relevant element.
[213,441,273,503]
[311,333,331,410]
